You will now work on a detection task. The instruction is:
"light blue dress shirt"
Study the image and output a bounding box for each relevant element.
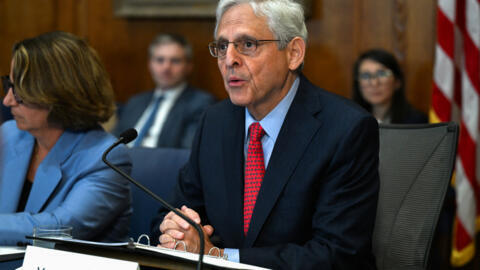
[224,77,300,262]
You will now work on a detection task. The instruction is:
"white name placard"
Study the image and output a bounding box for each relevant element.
[21,245,139,270]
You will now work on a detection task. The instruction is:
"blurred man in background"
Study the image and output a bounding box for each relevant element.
[113,33,215,148]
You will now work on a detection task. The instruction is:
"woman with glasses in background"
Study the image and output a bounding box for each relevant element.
[352,48,427,124]
[353,49,452,270]
[0,31,132,245]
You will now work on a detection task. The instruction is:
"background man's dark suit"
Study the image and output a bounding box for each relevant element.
[113,86,215,148]
[152,75,379,269]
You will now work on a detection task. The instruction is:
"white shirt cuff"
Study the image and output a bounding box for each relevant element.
[223,248,240,262]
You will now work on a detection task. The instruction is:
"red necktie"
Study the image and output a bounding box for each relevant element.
[243,122,266,235]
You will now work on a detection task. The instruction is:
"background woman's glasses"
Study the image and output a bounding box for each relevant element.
[1,75,23,104]
[358,69,393,84]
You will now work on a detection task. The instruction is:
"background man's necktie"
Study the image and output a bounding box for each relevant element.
[134,95,163,147]
[243,122,266,235]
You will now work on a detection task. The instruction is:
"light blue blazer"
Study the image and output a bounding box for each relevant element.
[0,120,132,245]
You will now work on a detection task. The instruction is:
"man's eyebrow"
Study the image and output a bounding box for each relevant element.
[237,34,256,40]
[216,34,256,42]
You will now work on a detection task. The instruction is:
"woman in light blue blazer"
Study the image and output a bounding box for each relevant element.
[0,31,132,245]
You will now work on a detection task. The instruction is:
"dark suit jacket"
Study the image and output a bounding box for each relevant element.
[113,85,215,148]
[152,75,379,269]
[400,104,428,124]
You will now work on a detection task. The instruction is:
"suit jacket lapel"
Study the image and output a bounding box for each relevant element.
[0,135,34,212]
[244,75,323,247]
[222,103,246,245]
[128,91,155,131]
[157,87,190,146]
[25,131,81,213]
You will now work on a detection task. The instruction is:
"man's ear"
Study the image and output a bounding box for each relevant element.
[287,37,306,71]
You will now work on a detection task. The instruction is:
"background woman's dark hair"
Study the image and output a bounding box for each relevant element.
[11,31,115,131]
[352,48,410,123]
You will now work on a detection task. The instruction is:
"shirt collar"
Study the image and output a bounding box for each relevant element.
[153,82,186,99]
[245,76,300,141]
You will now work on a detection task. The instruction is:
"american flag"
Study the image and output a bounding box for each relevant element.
[431,0,480,266]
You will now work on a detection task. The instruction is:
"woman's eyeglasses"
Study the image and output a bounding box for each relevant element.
[1,75,23,104]
[358,70,393,84]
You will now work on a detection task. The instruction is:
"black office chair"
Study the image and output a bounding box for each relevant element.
[128,147,190,241]
[373,122,459,270]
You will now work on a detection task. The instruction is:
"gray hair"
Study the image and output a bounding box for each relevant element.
[214,0,308,50]
[148,33,193,61]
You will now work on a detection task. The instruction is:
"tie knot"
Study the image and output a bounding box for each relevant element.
[154,95,164,103]
[249,122,265,142]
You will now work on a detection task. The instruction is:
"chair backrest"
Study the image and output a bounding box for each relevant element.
[373,122,458,270]
[128,147,190,240]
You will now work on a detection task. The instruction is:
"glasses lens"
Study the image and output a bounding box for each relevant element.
[217,41,230,57]
[376,70,391,79]
[238,39,257,55]
[358,73,372,81]
[358,70,392,82]
[208,42,218,57]
[1,75,22,103]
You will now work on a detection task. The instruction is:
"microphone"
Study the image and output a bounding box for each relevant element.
[102,128,205,270]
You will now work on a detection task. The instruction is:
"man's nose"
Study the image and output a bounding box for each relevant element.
[224,43,241,67]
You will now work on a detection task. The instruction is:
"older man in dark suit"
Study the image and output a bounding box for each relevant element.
[113,33,215,148]
[152,1,379,269]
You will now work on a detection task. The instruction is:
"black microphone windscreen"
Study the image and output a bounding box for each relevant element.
[119,128,138,144]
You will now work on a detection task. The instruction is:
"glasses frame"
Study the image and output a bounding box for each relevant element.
[357,69,394,84]
[208,38,280,58]
[1,75,23,104]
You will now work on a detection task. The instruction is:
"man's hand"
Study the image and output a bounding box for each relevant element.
[158,205,220,255]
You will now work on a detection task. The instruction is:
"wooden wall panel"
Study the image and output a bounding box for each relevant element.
[403,0,436,113]
[303,0,356,96]
[0,0,56,75]
[354,0,396,53]
[0,0,436,114]
[84,0,224,101]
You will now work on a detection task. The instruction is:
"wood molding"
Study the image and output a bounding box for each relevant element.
[392,0,407,66]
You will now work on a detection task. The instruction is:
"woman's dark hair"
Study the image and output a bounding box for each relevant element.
[352,49,409,123]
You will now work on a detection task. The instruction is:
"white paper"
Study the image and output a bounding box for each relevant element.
[32,238,270,270]
[135,244,270,270]
[22,245,139,270]
[49,238,130,247]
[0,246,25,256]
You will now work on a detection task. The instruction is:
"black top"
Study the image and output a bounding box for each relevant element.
[400,105,428,124]
[16,179,32,212]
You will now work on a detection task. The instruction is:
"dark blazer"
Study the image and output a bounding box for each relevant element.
[113,85,215,148]
[400,105,428,124]
[152,75,379,269]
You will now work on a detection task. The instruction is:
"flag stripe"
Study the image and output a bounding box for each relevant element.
[437,8,455,59]
[464,36,480,92]
[466,0,480,47]
[433,0,480,266]
[439,0,456,21]
[432,84,452,121]
[434,45,455,100]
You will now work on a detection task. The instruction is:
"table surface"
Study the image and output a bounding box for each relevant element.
[0,246,26,262]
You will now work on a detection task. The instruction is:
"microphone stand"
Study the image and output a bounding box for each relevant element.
[102,138,204,270]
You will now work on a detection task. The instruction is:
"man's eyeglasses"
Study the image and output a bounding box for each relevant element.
[1,75,23,104]
[208,38,280,58]
[358,70,393,84]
